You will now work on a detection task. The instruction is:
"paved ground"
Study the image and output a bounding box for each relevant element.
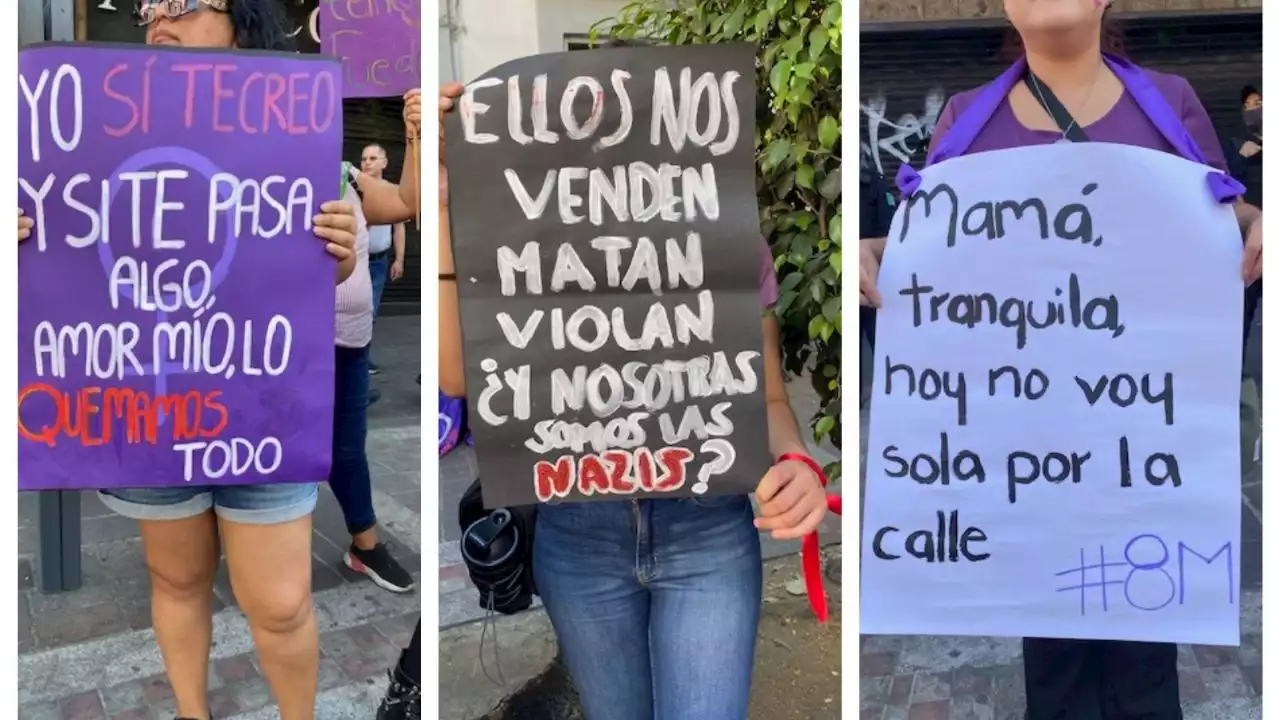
[857,314,1265,719]
[860,593,1263,720]
[17,316,421,720]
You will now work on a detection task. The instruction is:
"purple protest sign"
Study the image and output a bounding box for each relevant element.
[320,0,420,98]
[17,43,344,492]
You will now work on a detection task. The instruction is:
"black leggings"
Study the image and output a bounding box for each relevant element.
[1023,638,1181,720]
[397,620,422,685]
[861,306,877,354]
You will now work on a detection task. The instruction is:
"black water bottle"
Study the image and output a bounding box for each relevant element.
[461,509,532,614]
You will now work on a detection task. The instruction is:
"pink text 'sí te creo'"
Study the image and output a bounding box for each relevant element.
[102,59,338,138]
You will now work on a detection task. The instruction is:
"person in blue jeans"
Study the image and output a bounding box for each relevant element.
[437,84,830,720]
[357,143,406,391]
[335,144,421,595]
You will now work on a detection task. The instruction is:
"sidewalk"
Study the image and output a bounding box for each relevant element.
[17,317,422,720]
[438,376,845,719]
[861,593,1263,720]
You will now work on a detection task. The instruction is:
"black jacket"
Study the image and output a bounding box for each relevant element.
[859,167,895,349]
[860,167,896,239]
[1225,133,1263,209]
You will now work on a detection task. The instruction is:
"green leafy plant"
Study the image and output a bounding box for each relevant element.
[598,0,843,479]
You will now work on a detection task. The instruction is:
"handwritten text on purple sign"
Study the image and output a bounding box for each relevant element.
[322,0,420,98]
[18,53,338,482]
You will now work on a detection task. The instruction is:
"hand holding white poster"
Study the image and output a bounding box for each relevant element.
[861,143,1244,646]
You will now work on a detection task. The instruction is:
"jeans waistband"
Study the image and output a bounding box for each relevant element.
[369,250,390,261]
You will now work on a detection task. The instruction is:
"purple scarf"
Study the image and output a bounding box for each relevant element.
[896,54,1243,204]
[439,390,470,457]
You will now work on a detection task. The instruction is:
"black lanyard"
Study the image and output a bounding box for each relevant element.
[1026,69,1091,143]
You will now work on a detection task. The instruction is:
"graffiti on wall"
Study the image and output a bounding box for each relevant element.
[860,88,946,176]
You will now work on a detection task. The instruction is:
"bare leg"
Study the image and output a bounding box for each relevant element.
[139,513,221,720]
[222,515,319,720]
[353,525,380,551]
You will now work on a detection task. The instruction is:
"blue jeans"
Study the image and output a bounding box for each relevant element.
[369,252,389,317]
[533,496,762,720]
[328,345,376,534]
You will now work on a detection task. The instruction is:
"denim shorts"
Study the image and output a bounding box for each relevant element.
[100,482,319,525]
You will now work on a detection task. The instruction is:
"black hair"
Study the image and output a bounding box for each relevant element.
[1241,85,1261,104]
[228,0,296,52]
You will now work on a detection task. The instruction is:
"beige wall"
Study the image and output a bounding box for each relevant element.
[450,0,542,83]
[441,0,627,83]
[536,0,629,53]
[862,0,1261,23]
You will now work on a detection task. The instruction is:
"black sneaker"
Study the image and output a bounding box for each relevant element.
[376,667,420,720]
[367,387,382,407]
[344,543,415,593]
[369,362,382,376]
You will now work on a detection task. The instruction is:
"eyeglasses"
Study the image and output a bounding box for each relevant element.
[134,0,229,27]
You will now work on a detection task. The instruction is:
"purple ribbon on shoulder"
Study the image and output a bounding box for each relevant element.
[896,53,1243,204]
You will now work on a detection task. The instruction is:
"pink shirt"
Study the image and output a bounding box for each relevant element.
[335,182,373,348]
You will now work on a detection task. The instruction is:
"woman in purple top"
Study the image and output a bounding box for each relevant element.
[437,82,829,720]
[859,1,1262,719]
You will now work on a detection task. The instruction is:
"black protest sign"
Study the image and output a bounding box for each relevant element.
[445,43,771,508]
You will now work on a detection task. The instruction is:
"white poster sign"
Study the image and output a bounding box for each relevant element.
[861,143,1244,646]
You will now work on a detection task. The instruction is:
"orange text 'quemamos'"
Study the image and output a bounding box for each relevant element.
[18,384,229,447]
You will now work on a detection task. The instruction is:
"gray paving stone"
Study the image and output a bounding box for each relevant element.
[439,610,560,720]
[224,677,273,714]
[1182,697,1263,720]
[79,513,145,545]
[100,679,149,715]
[439,446,478,543]
[16,701,59,720]
[949,696,996,720]
[861,591,1264,718]
[19,557,34,590]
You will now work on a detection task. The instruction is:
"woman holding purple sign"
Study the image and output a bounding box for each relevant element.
[859,1,1261,718]
[15,2,365,720]
[436,83,830,720]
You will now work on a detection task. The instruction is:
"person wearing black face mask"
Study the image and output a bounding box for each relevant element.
[1228,85,1263,209]
[1227,85,1264,460]
[1230,87,1263,351]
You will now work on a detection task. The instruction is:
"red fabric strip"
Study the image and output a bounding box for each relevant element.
[776,453,837,623]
